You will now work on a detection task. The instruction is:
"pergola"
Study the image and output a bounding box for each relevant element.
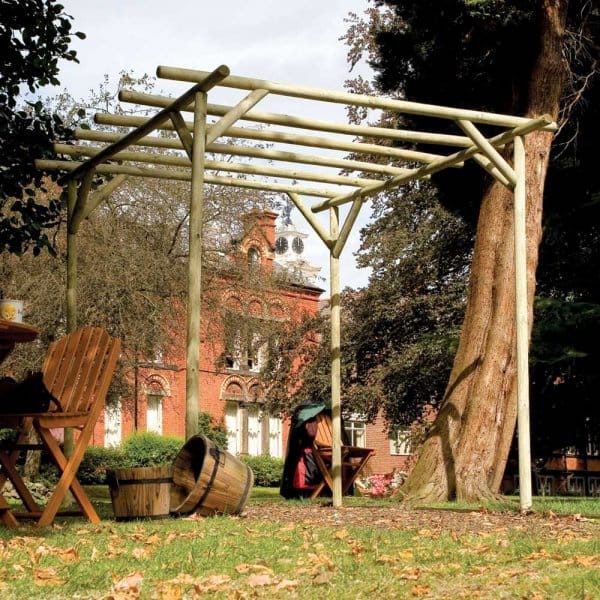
[37,64,556,511]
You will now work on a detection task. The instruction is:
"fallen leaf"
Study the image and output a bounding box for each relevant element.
[235,563,273,574]
[313,571,332,585]
[55,547,79,564]
[156,582,182,600]
[573,555,598,567]
[335,529,350,539]
[132,546,153,560]
[410,584,430,596]
[246,573,275,587]
[276,579,298,591]
[113,569,144,592]
[145,534,160,545]
[33,567,66,586]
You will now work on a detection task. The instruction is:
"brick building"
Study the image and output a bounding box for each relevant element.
[90,210,413,475]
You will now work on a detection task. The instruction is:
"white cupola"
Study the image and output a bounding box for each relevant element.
[274,206,321,283]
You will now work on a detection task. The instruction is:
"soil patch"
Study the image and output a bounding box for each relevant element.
[243,503,599,538]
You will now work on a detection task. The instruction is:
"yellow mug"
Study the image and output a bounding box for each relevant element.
[0,300,24,322]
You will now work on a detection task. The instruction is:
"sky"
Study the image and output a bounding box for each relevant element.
[52,0,376,290]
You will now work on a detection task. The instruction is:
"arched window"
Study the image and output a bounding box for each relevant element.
[247,246,260,268]
[144,375,169,434]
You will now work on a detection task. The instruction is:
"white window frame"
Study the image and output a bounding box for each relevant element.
[344,418,367,448]
[146,393,163,434]
[104,398,122,447]
[390,428,412,456]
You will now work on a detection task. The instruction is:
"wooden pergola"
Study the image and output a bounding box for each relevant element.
[37,64,556,511]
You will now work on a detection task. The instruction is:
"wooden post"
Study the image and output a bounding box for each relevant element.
[66,181,78,333]
[329,207,343,507]
[514,135,532,512]
[64,180,79,461]
[185,91,208,440]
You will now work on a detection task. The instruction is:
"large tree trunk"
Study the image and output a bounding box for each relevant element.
[402,0,568,503]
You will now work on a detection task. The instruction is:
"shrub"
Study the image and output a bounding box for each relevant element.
[77,446,128,485]
[197,411,228,449]
[121,431,184,467]
[241,454,284,487]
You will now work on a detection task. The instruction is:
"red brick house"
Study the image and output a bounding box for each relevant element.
[90,210,414,475]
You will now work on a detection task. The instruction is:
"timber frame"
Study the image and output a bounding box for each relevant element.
[36,64,556,511]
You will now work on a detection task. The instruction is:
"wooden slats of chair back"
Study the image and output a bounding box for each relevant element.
[314,413,334,448]
[42,328,120,414]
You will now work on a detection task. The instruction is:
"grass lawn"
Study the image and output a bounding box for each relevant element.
[0,487,597,599]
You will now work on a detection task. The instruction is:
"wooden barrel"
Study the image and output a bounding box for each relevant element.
[107,466,173,520]
[170,434,253,517]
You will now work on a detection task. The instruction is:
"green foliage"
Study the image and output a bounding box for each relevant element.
[1,0,85,254]
[77,446,129,485]
[197,411,228,450]
[121,432,184,468]
[240,455,284,487]
[77,433,186,484]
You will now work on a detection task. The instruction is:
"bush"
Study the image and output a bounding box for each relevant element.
[121,432,184,468]
[197,411,228,449]
[77,446,128,485]
[241,454,284,487]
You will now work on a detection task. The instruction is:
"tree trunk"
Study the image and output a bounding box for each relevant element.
[402,0,568,503]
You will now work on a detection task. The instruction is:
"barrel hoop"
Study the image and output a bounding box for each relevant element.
[195,446,222,509]
[233,465,253,514]
[112,477,173,486]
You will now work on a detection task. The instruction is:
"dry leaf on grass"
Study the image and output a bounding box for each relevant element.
[235,562,273,574]
[246,573,275,587]
[113,569,144,592]
[410,584,430,596]
[33,567,66,586]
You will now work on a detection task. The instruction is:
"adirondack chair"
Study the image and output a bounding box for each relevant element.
[309,412,375,499]
[0,327,120,528]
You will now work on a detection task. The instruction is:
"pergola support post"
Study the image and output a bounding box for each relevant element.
[66,181,79,333]
[513,135,532,512]
[329,207,343,507]
[186,91,208,439]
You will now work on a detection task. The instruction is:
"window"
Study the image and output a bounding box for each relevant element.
[247,405,261,456]
[224,318,267,373]
[344,419,366,447]
[224,401,282,457]
[146,393,163,434]
[225,402,241,454]
[390,429,412,456]
[269,416,282,457]
[104,399,122,447]
[247,246,260,268]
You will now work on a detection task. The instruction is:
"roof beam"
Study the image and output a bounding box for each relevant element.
[311,115,555,212]
[37,159,346,198]
[94,112,457,166]
[75,128,414,177]
[157,65,558,131]
[54,143,384,187]
[120,89,473,148]
[64,65,230,182]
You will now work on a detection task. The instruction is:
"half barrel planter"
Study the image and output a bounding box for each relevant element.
[107,466,173,520]
[170,434,254,517]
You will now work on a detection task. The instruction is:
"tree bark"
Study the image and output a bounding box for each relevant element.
[402,0,568,503]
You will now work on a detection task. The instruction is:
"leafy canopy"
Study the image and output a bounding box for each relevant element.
[1,0,85,254]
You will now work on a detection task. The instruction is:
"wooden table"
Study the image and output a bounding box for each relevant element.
[0,319,39,365]
[0,319,39,527]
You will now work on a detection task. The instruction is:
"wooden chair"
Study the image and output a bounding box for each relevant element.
[0,327,120,527]
[309,412,375,499]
